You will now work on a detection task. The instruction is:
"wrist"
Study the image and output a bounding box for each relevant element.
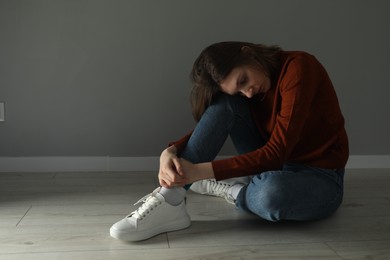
[196,162,215,180]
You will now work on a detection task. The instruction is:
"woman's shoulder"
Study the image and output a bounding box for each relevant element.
[279,50,323,75]
[281,50,318,64]
[276,50,327,88]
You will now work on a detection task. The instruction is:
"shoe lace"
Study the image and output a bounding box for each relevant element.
[129,191,162,220]
[207,180,236,205]
[207,180,231,197]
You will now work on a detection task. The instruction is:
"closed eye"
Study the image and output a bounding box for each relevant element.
[238,74,247,87]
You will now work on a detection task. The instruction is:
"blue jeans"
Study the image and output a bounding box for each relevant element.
[180,93,344,222]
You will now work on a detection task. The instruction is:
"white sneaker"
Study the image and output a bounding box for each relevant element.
[110,187,191,241]
[190,176,250,195]
[190,179,242,205]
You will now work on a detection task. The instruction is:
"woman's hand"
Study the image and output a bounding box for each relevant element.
[158,146,186,188]
[158,146,216,188]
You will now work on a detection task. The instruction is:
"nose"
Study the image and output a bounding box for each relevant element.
[241,87,254,98]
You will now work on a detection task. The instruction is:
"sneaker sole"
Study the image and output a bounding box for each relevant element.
[110,217,191,242]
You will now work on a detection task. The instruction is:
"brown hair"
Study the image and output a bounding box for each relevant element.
[190,41,282,121]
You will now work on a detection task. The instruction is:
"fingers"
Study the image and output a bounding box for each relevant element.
[158,165,186,188]
[159,175,186,188]
[172,157,184,176]
[159,178,169,189]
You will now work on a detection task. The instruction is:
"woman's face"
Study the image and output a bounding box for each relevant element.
[220,65,271,99]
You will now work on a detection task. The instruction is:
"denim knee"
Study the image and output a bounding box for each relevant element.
[244,172,289,221]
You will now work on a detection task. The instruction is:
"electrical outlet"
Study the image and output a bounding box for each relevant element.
[0,102,5,122]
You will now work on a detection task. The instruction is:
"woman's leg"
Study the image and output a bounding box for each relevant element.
[179,94,263,191]
[236,164,344,221]
[180,93,263,163]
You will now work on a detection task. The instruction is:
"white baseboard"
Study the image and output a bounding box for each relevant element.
[0,155,389,172]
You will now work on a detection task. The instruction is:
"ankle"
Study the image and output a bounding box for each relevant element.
[158,187,186,206]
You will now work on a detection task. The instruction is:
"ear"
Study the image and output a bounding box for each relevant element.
[241,45,255,54]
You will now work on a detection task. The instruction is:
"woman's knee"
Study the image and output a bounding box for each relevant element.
[210,93,248,113]
[245,173,289,221]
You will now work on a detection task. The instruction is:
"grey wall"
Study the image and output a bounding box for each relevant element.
[0,0,389,157]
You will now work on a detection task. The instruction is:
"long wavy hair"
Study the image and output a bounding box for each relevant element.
[190,41,282,121]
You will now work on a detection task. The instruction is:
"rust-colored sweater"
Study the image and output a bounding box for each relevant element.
[171,51,349,181]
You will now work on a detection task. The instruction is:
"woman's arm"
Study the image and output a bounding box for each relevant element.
[212,53,324,180]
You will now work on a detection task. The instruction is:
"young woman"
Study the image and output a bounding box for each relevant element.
[110,41,349,241]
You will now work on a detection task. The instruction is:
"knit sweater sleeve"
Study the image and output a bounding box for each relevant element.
[212,53,323,180]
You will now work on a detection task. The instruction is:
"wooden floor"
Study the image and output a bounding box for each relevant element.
[0,169,389,259]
